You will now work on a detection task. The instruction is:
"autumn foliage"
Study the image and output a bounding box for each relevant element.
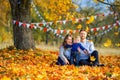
[0,47,120,80]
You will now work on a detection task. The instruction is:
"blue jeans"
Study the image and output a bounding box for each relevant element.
[70,51,80,66]
[79,50,99,66]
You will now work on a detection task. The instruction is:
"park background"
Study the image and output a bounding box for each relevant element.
[0,0,120,79]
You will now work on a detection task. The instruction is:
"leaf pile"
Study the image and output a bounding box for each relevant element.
[0,47,120,80]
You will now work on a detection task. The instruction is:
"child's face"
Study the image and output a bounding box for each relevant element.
[74,38,80,43]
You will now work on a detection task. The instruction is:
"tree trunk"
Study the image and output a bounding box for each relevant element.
[9,0,35,50]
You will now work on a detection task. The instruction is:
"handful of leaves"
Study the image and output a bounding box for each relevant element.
[90,55,96,61]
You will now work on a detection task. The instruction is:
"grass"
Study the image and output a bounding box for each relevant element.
[0,43,120,56]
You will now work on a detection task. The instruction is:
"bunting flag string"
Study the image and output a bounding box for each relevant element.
[12,1,120,39]
[88,25,114,40]
[31,1,67,38]
[31,1,118,27]
[13,20,120,35]
[31,1,120,39]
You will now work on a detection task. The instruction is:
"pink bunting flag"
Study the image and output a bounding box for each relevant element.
[30,24,34,29]
[60,30,64,34]
[15,21,19,25]
[22,23,27,27]
[43,28,47,32]
[94,28,97,32]
[105,25,108,29]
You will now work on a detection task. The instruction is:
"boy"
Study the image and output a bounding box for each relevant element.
[70,36,88,66]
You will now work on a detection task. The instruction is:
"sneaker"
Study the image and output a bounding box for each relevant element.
[97,63,104,67]
[93,63,104,67]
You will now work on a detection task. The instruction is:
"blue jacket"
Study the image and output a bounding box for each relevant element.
[71,43,86,52]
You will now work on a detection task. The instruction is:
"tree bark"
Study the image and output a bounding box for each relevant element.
[9,0,35,50]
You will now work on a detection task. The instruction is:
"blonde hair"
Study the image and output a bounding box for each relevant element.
[73,35,80,41]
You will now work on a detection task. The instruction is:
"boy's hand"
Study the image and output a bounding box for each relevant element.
[77,47,81,53]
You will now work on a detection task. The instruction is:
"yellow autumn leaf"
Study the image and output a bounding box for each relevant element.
[103,39,112,47]
[90,56,96,61]
[89,16,94,23]
[114,32,119,36]
[115,43,120,47]
[77,24,82,29]
[86,26,90,32]
[86,20,90,24]
[93,0,99,3]
[1,76,11,80]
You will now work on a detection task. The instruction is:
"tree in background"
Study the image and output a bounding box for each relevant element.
[9,0,35,50]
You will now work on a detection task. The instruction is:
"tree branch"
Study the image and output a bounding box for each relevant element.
[97,0,120,7]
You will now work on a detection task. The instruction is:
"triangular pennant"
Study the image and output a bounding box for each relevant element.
[59,21,63,24]
[51,28,54,32]
[43,22,46,26]
[107,29,110,32]
[73,30,76,34]
[104,31,107,34]
[18,22,22,27]
[67,30,69,34]
[94,16,97,19]
[62,36,64,39]
[49,22,53,25]
[116,21,119,26]
[118,21,120,25]
[54,30,57,34]
[40,17,43,20]
[81,18,85,21]
[46,25,49,28]
[56,21,60,24]
[63,20,66,24]
[94,28,97,32]
[108,25,111,28]
[36,11,39,15]
[35,23,39,26]
[26,24,30,28]
[96,27,100,31]
[90,28,94,32]
[102,26,105,30]
[63,30,66,34]
[13,20,16,24]
[34,26,37,29]
[60,30,64,34]
[34,8,37,11]
[38,14,41,17]
[43,28,47,32]
[105,25,108,29]
[76,19,79,23]
[30,24,34,29]
[47,28,50,32]
[57,29,60,34]
[69,30,73,34]
[113,23,116,26]
[16,21,19,25]
[39,27,43,31]
[39,23,43,27]
[22,23,27,27]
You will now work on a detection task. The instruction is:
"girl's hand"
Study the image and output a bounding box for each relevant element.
[65,59,69,64]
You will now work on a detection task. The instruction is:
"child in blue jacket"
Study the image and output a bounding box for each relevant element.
[71,36,88,66]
